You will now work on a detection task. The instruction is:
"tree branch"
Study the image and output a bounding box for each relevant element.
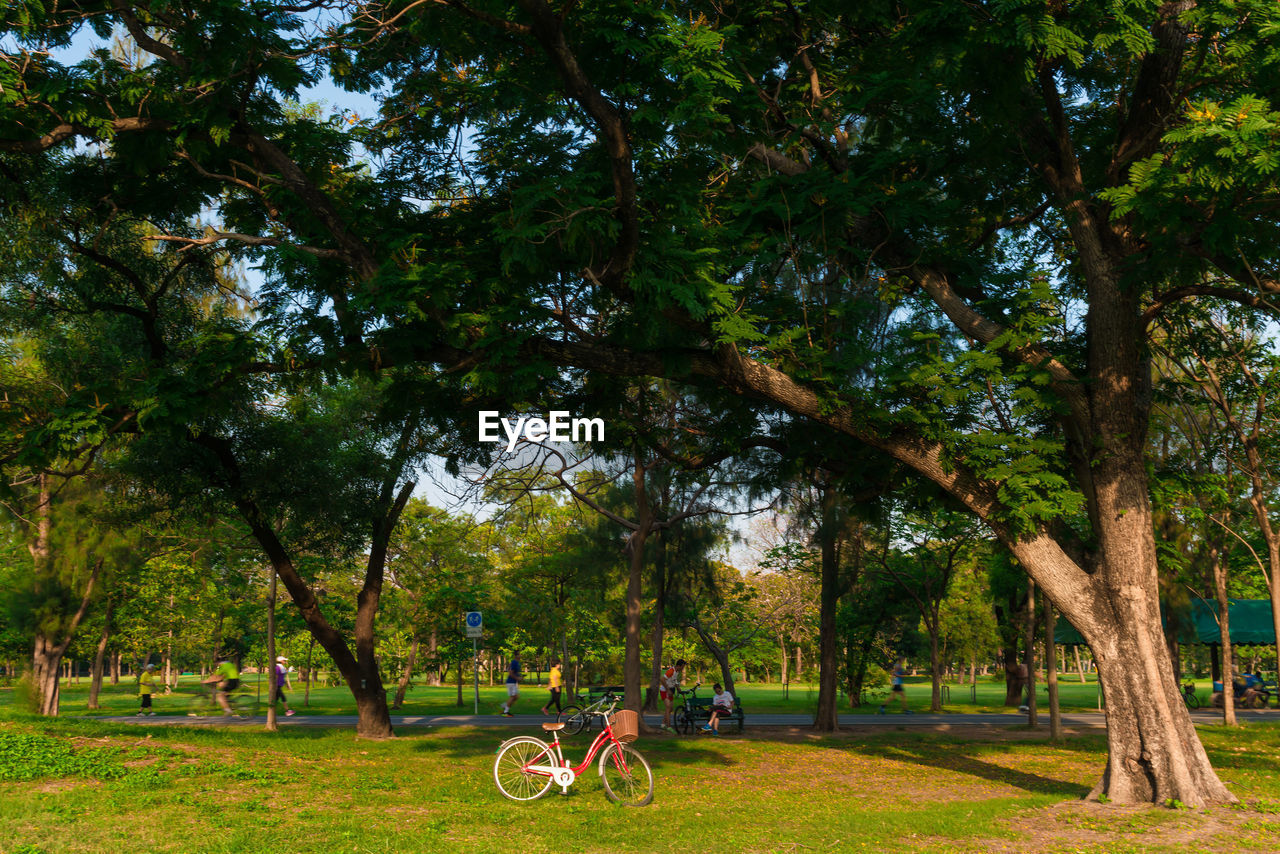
[146,230,346,260]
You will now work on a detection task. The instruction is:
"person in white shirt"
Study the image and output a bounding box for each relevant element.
[702,683,733,735]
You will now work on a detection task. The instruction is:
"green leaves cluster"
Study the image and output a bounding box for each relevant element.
[0,732,131,782]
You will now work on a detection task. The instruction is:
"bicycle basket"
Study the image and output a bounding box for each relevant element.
[608,709,640,743]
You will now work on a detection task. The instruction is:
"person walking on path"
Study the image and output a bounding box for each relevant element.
[701,683,734,735]
[540,659,562,716]
[879,657,913,715]
[500,653,521,717]
[137,663,157,716]
[273,656,295,717]
[659,659,686,734]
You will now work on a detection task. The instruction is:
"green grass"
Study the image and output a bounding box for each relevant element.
[0,706,1277,853]
[7,673,1132,719]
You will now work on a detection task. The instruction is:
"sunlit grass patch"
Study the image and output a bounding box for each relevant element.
[0,716,1275,852]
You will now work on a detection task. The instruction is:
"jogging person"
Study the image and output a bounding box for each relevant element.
[541,659,562,716]
[500,652,521,717]
[879,657,913,714]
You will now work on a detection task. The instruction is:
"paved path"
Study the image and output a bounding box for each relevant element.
[94,708,1278,730]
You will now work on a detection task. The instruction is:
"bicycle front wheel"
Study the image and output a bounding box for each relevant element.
[493,737,556,802]
[233,693,259,718]
[1184,692,1201,710]
[676,709,695,735]
[187,695,214,717]
[598,743,653,807]
[558,705,588,736]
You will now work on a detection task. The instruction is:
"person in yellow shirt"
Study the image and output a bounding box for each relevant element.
[541,660,563,716]
[137,663,157,716]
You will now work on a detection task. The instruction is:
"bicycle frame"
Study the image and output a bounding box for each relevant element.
[521,717,633,794]
[576,693,613,720]
[674,681,702,707]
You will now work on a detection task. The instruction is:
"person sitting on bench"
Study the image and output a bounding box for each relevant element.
[702,683,734,735]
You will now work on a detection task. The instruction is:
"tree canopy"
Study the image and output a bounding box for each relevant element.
[5,0,1280,804]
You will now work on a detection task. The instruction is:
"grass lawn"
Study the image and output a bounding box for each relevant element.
[0,699,1278,853]
[24,673,1140,718]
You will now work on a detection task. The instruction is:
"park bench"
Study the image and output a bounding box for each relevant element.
[582,685,624,704]
[679,695,744,734]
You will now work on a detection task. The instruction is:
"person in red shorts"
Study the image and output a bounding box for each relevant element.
[659,659,686,734]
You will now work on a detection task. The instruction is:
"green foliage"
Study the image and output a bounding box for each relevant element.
[0,732,129,782]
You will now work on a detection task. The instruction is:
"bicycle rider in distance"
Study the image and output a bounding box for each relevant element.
[659,658,686,734]
[203,657,240,716]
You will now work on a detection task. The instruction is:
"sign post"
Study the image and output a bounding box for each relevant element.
[465,611,483,715]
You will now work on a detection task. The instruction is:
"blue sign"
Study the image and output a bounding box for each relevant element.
[465,611,483,637]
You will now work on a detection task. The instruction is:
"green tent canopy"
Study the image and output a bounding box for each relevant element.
[1054,599,1276,646]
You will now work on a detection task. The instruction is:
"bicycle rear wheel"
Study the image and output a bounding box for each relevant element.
[599,743,653,807]
[558,705,588,735]
[493,737,556,801]
[233,693,259,718]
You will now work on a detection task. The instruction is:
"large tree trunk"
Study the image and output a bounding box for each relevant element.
[689,619,735,697]
[455,648,463,707]
[778,632,788,696]
[1003,650,1023,706]
[1024,580,1037,726]
[165,592,176,692]
[1006,530,1233,806]
[393,635,419,709]
[814,485,841,731]
[30,636,63,717]
[195,435,412,739]
[623,527,648,717]
[27,554,101,715]
[256,521,398,737]
[845,626,878,708]
[1088,621,1231,804]
[928,609,942,713]
[303,634,315,707]
[266,568,278,732]
[428,629,440,686]
[645,532,666,713]
[87,599,112,710]
[1256,520,1280,696]
[1211,543,1236,726]
[1045,593,1062,742]
[622,447,653,728]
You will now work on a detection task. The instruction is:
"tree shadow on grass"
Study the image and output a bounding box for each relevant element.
[33,717,359,747]
[848,736,1093,798]
[403,725,737,770]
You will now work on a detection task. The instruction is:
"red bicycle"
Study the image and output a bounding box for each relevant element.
[492,698,653,806]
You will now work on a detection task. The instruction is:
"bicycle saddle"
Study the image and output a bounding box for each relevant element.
[542,722,566,732]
